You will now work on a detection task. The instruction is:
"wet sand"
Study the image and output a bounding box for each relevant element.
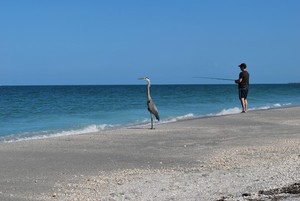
[0,107,300,201]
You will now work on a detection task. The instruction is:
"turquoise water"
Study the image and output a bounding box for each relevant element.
[0,84,299,142]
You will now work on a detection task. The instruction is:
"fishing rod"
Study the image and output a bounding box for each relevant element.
[192,76,235,81]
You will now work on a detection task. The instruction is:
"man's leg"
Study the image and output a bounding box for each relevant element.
[244,99,248,112]
[240,98,246,113]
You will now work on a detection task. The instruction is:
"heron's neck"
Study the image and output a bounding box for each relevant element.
[147,83,151,100]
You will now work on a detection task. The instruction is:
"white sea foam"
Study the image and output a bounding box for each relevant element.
[163,113,195,123]
[215,103,292,116]
[216,107,241,116]
[2,124,116,143]
[52,124,116,136]
[131,114,196,127]
[250,103,292,111]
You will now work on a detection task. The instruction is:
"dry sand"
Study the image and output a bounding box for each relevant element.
[0,107,300,201]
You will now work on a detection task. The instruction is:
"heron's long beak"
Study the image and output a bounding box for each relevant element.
[138,77,146,80]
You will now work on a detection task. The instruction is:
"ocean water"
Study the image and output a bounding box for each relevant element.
[0,84,299,142]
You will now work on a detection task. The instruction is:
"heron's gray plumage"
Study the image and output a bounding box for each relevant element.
[147,100,160,121]
[139,77,160,129]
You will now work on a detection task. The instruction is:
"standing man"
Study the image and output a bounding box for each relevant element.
[235,63,250,113]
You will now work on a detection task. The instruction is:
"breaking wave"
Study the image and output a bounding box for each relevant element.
[1,124,117,143]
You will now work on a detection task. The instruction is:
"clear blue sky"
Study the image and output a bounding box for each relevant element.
[1,0,299,85]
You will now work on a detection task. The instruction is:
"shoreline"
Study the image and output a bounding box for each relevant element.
[0,107,300,200]
[1,104,296,144]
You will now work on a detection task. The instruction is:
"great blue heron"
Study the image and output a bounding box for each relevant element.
[139,77,160,129]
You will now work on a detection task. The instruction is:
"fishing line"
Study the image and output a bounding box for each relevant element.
[192,76,235,81]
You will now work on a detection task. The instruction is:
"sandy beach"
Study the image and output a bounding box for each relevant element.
[0,107,300,201]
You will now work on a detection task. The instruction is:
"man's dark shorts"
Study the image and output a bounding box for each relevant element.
[239,88,248,99]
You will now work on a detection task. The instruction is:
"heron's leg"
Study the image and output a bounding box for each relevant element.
[150,114,153,129]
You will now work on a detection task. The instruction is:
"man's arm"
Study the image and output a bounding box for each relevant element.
[235,77,242,83]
